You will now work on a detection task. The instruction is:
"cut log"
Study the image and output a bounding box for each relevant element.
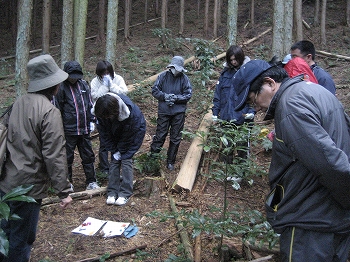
[316,50,350,61]
[172,111,212,192]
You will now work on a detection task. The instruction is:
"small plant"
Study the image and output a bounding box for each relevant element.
[134,151,165,175]
[0,184,36,256]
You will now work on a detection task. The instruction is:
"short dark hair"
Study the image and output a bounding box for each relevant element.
[250,66,289,93]
[36,85,59,100]
[95,94,120,119]
[291,40,315,60]
[95,60,115,81]
[226,45,245,68]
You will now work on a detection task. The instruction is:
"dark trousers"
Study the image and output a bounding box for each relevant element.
[107,158,133,198]
[65,134,96,184]
[0,190,42,262]
[280,227,350,262]
[150,113,185,165]
[96,123,111,174]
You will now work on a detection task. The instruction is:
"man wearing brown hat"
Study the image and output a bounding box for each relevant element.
[0,54,73,262]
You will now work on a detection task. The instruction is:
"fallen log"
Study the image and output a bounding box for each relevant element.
[316,50,350,61]
[41,187,107,206]
[74,244,147,262]
[172,111,212,192]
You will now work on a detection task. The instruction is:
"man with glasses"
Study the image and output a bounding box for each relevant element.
[290,40,336,95]
[232,59,350,261]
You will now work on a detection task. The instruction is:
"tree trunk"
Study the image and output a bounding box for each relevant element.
[294,0,303,41]
[314,0,320,25]
[74,0,88,67]
[227,0,238,46]
[179,0,184,35]
[161,0,167,46]
[124,0,131,40]
[106,0,119,67]
[213,0,218,38]
[15,0,33,97]
[96,0,106,43]
[272,0,293,59]
[321,0,327,46]
[61,0,74,67]
[250,0,255,26]
[347,0,350,27]
[144,0,148,22]
[204,0,209,37]
[42,0,52,54]
[73,0,80,44]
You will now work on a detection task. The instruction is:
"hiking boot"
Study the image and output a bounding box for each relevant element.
[106,196,116,205]
[115,196,129,206]
[167,163,174,171]
[86,182,100,190]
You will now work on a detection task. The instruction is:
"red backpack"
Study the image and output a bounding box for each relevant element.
[284,57,318,84]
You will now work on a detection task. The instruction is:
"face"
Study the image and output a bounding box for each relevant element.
[246,78,277,112]
[230,55,239,67]
[290,49,313,66]
[67,77,78,84]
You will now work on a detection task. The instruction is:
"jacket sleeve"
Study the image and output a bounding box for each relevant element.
[90,77,109,103]
[41,107,73,199]
[175,75,192,104]
[152,74,166,101]
[109,74,128,95]
[212,79,221,116]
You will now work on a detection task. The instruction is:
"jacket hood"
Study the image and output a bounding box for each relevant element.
[63,61,83,79]
[106,92,130,121]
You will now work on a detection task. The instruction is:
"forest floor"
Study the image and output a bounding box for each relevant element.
[0,0,350,261]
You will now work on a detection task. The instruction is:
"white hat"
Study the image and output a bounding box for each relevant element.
[166,56,187,72]
[282,54,292,64]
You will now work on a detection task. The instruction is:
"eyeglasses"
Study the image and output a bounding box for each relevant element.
[247,91,259,107]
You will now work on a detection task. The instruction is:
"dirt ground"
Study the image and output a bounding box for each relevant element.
[0,0,350,261]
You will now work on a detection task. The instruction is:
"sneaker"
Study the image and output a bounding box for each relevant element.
[167,163,174,171]
[106,196,116,205]
[115,196,129,206]
[86,182,100,190]
[227,176,242,183]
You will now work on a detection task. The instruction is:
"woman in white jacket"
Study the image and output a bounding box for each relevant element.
[90,60,128,175]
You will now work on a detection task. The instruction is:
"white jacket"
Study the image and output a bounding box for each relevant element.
[90,73,128,103]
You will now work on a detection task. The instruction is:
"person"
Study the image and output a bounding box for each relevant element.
[232,59,350,261]
[150,56,192,171]
[90,60,128,176]
[0,54,73,262]
[284,56,318,84]
[290,40,336,94]
[93,93,145,206]
[55,61,100,190]
[212,45,255,165]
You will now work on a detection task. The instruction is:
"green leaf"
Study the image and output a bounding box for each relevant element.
[2,185,34,201]
[0,228,9,256]
[5,195,36,203]
[0,202,10,220]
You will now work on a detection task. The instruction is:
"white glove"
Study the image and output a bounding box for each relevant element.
[244,113,255,120]
[90,122,95,132]
[113,151,121,161]
[103,75,112,87]
[212,115,218,121]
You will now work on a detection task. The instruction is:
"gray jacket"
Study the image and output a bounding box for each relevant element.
[265,76,350,234]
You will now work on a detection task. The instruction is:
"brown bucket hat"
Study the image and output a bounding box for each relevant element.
[27,54,68,92]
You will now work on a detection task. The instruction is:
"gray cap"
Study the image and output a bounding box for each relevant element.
[166,56,187,72]
[27,54,68,92]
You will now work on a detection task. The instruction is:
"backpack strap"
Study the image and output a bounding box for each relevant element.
[1,104,13,119]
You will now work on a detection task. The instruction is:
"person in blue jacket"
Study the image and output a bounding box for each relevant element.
[212,45,255,165]
[150,56,192,171]
[94,93,146,206]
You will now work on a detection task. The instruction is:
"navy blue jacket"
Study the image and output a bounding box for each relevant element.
[97,94,146,160]
[55,79,94,135]
[311,64,336,95]
[212,67,255,124]
[152,70,192,115]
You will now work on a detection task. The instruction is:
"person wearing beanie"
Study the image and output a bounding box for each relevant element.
[54,61,100,190]
[232,59,350,261]
[150,56,192,171]
[0,54,73,262]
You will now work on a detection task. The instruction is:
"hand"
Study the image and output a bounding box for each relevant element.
[165,93,176,106]
[60,195,73,208]
[244,113,255,120]
[113,151,121,160]
[90,122,95,132]
[212,115,218,121]
[103,75,112,87]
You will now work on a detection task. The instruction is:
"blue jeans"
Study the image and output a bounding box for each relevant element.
[0,190,41,262]
[107,158,133,198]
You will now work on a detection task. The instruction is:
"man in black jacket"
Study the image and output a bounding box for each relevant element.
[232,59,350,261]
[55,61,100,190]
